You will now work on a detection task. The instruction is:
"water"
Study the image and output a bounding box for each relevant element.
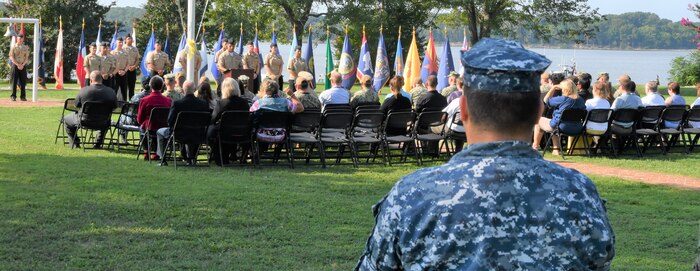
[208,42,693,86]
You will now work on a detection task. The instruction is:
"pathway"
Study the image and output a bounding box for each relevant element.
[551,160,700,190]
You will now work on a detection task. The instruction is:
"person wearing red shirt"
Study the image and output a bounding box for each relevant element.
[136,76,172,159]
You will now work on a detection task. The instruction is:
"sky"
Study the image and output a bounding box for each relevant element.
[105,0,696,21]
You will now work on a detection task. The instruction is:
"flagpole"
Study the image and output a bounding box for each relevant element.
[187,0,195,83]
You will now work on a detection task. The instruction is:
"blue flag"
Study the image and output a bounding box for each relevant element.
[339,33,356,90]
[394,34,404,77]
[254,30,263,87]
[287,28,298,63]
[436,33,455,90]
[302,30,315,80]
[140,31,155,77]
[271,30,280,56]
[236,30,243,55]
[38,24,45,84]
[172,33,187,73]
[110,28,117,50]
[95,25,102,56]
[357,31,373,80]
[211,30,225,80]
[199,35,208,78]
[373,32,389,92]
[163,36,170,59]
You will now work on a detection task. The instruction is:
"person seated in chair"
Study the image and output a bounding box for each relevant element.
[610,79,643,129]
[318,71,350,109]
[641,80,664,107]
[208,78,251,165]
[380,76,411,116]
[62,71,117,148]
[156,81,210,166]
[350,75,380,110]
[415,75,447,113]
[294,74,322,110]
[136,75,172,160]
[533,79,585,155]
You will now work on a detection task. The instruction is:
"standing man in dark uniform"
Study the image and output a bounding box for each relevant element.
[112,37,129,101]
[356,38,615,270]
[123,34,140,99]
[9,34,29,101]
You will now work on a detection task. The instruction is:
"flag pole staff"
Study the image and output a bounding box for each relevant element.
[187,0,195,83]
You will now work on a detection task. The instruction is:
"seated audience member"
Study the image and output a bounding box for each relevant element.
[250,81,304,143]
[442,94,465,152]
[446,76,464,104]
[540,72,552,94]
[383,76,412,102]
[136,75,172,159]
[196,82,217,110]
[318,70,350,107]
[156,81,210,165]
[544,72,565,99]
[163,74,184,101]
[610,79,643,128]
[350,75,380,109]
[585,81,611,135]
[641,80,665,106]
[294,74,322,110]
[175,72,185,93]
[689,83,700,128]
[613,74,632,98]
[533,79,585,155]
[598,72,614,103]
[380,76,412,115]
[356,38,614,270]
[130,78,152,104]
[665,82,686,107]
[439,71,460,97]
[297,71,316,92]
[577,73,593,100]
[415,75,447,113]
[62,71,117,148]
[408,77,428,109]
[208,78,251,165]
[237,75,257,104]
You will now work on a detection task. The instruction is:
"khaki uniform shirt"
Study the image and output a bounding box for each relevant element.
[10,44,29,65]
[147,51,171,73]
[264,53,284,77]
[84,54,102,73]
[100,54,116,76]
[287,57,308,79]
[123,45,140,69]
[243,52,260,72]
[177,49,202,75]
[111,49,129,72]
[218,51,243,71]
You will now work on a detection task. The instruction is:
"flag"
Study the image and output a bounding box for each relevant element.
[254,28,263,87]
[338,31,356,90]
[394,27,404,76]
[436,32,455,90]
[459,28,469,76]
[140,31,155,77]
[76,21,87,88]
[38,22,46,87]
[287,26,298,63]
[403,28,421,90]
[357,27,373,80]
[8,23,16,66]
[210,29,225,80]
[324,29,333,90]
[54,23,64,89]
[373,30,389,92]
[171,33,187,73]
[110,25,118,50]
[164,35,171,60]
[271,29,281,56]
[419,29,437,82]
[132,25,137,47]
[236,24,243,55]
[199,34,208,78]
[302,27,315,80]
[95,20,102,56]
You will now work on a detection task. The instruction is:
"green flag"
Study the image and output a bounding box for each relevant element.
[325,30,334,90]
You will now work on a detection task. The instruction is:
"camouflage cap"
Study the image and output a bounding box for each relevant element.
[461,38,551,92]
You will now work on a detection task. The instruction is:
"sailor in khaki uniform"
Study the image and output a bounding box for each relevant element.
[9,34,29,101]
[83,42,101,87]
[176,45,202,76]
[100,42,117,89]
[217,41,242,79]
[287,46,308,89]
[112,37,130,101]
[243,41,261,93]
[146,40,171,77]
[264,43,284,89]
[123,34,139,99]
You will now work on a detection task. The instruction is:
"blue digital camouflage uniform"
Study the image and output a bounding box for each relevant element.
[355,38,615,270]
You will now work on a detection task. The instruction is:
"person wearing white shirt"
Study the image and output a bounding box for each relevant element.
[441,98,465,152]
[318,71,350,108]
[641,80,665,107]
[689,84,700,128]
[585,81,611,135]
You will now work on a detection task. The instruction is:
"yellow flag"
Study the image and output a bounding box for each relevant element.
[403,29,421,89]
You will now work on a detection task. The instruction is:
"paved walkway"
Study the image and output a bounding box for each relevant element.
[0,99,62,107]
[551,160,700,190]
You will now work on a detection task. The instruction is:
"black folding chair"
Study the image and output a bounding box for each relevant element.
[109,102,140,152]
[135,107,170,162]
[683,106,700,152]
[288,109,323,167]
[318,112,357,168]
[354,104,381,114]
[657,107,688,153]
[382,111,417,166]
[573,109,611,156]
[351,111,386,165]
[542,108,587,159]
[214,110,254,166]
[323,103,352,114]
[161,111,212,169]
[74,101,115,150]
[413,110,449,165]
[252,110,293,168]
[637,106,665,130]
[54,98,77,145]
[606,109,642,157]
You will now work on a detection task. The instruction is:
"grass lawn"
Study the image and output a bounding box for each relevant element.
[1,103,699,269]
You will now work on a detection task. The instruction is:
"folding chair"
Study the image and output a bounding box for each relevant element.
[382,111,417,166]
[161,111,212,169]
[318,112,357,168]
[323,103,352,114]
[54,98,77,145]
[657,107,688,153]
[214,110,254,166]
[635,106,666,154]
[413,110,449,165]
[606,109,642,157]
[354,104,381,114]
[109,102,140,152]
[74,101,115,150]
[252,110,293,168]
[288,109,323,167]
[542,108,587,159]
[683,106,700,152]
[350,111,386,165]
[572,109,611,156]
[444,111,466,155]
[135,107,170,162]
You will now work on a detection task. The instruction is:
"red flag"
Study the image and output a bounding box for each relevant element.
[76,21,86,88]
[54,29,64,89]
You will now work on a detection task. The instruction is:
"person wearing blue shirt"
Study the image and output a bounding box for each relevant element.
[533,79,585,155]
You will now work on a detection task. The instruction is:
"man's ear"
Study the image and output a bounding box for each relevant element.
[459,94,468,124]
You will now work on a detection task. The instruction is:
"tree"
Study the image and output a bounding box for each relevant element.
[668,51,700,85]
[138,0,207,46]
[440,0,603,45]
[4,0,113,82]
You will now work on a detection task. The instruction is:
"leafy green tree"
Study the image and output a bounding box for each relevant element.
[669,51,700,85]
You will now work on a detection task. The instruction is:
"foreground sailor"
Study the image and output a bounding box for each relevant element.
[355,38,615,270]
[9,34,29,101]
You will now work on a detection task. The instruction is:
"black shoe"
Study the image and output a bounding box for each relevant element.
[20,97,27,101]
[158,161,168,166]
[10,97,16,101]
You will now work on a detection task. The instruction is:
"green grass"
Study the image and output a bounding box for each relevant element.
[0,106,699,269]
[547,153,700,179]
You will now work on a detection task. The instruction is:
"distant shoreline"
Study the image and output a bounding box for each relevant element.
[444,42,694,52]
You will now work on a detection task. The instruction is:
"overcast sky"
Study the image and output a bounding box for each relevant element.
[104,0,696,21]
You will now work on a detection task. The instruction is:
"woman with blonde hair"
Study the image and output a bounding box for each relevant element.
[208,78,251,165]
[533,79,586,155]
